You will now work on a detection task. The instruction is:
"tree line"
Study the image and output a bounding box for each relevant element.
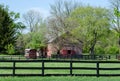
[0,0,120,55]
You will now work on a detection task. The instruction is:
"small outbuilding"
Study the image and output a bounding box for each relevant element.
[25,49,37,59]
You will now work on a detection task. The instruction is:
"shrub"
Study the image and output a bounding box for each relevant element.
[5,44,15,54]
[105,46,119,54]
[95,46,105,54]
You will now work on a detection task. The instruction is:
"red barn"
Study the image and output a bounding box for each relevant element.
[47,32,83,57]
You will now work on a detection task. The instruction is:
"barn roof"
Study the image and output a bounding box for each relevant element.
[48,31,83,44]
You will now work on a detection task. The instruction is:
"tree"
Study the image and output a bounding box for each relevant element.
[109,0,120,54]
[104,30,119,54]
[47,0,81,50]
[23,10,46,48]
[0,4,22,53]
[15,22,26,54]
[69,6,111,55]
[22,10,47,49]
[26,20,47,49]
[23,9,42,33]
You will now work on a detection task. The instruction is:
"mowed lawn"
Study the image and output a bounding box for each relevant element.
[0,62,120,81]
[1,76,120,81]
[0,62,120,74]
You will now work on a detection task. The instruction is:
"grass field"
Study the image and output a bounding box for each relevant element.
[0,62,120,74]
[0,60,120,81]
[0,76,120,81]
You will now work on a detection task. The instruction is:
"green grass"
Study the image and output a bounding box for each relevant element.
[0,76,120,81]
[0,62,120,81]
[0,62,120,74]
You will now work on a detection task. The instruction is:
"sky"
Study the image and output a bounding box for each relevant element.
[0,0,110,19]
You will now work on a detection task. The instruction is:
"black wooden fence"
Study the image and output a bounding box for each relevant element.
[0,60,120,77]
[0,54,120,60]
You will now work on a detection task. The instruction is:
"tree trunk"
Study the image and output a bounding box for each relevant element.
[90,30,97,55]
[118,34,120,54]
[90,43,95,55]
[116,5,120,54]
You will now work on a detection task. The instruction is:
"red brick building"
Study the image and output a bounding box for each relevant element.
[47,34,83,57]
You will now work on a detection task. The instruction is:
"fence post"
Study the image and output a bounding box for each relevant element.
[13,61,16,76]
[96,62,99,77]
[108,55,111,59]
[70,61,73,76]
[116,55,118,59]
[42,60,44,76]
[11,56,12,60]
[19,56,20,60]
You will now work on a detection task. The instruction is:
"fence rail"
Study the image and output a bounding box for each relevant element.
[0,54,120,60]
[0,60,120,77]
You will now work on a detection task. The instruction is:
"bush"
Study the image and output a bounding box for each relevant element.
[95,46,105,54]
[5,44,15,54]
[105,46,119,54]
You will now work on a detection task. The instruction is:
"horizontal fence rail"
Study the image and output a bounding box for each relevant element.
[0,60,120,77]
[0,54,120,60]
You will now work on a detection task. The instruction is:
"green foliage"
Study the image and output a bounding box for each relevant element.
[5,44,15,54]
[17,19,47,50]
[0,4,23,54]
[0,4,15,52]
[1,2,120,55]
[114,8,120,17]
[105,46,119,54]
[95,45,105,54]
[69,6,110,54]
[26,31,46,49]
[110,0,120,54]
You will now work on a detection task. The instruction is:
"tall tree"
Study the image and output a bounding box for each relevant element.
[47,0,81,50]
[22,10,47,49]
[69,6,110,55]
[23,9,42,33]
[109,0,120,54]
[0,4,22,53]
[15,22,26,54]
[26,20,47,49]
